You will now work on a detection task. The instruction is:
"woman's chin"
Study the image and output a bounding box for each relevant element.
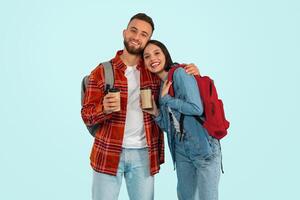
[150,69,159,74]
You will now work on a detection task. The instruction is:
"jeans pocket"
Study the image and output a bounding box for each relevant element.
[207,135,221,156]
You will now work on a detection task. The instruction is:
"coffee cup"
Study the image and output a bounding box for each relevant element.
[108,88,120,112]
[140,88,152,109]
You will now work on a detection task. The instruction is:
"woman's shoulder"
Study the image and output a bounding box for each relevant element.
[173,66,192,81]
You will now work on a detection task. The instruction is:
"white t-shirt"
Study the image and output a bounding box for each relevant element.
[122,65,147,148]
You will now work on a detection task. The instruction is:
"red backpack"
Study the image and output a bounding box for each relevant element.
[168,64,230,140]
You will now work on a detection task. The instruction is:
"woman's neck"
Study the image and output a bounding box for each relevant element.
[157,70,168,81]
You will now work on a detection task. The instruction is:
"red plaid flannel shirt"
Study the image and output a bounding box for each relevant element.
[81,50,164,176]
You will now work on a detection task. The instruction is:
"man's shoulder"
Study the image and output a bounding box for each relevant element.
[89,63,106,81]
[91,63,103,73]
[92,58,115,72]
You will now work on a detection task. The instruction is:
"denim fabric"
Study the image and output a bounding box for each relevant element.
[175,133,221,200]
[92,148,154,200]
[154,68,221,199]
[154,68,212,164]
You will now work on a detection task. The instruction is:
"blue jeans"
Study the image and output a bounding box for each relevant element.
[175,133,221,200]
[92,148,154,200]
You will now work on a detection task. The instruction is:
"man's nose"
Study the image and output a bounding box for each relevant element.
[133,33,141,41]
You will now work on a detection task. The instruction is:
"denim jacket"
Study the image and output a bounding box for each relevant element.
[154,68,213,165]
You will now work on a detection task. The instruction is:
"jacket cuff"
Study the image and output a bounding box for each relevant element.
[160,94,172,106]
[154,110,163,122]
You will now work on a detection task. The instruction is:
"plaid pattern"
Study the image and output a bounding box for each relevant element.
[81,50,164,176]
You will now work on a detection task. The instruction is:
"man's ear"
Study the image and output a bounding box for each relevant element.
[123,29,126,38]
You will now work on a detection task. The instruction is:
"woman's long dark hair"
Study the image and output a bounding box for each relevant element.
[143,40,174,71]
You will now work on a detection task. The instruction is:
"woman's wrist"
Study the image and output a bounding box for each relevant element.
[154,109,159,117]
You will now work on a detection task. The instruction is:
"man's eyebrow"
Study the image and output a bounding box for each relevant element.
[129,26,138,31]
[129,26,150,36]
[141,31,149,36]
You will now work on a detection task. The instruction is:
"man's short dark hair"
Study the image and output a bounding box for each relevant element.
[129,13,155,32]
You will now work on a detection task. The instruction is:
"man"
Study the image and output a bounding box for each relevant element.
[81,13,199,200]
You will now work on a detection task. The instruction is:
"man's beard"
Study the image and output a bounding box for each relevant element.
[123,40,143,55]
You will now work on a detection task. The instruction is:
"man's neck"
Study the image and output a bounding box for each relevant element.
[120,49,141,66]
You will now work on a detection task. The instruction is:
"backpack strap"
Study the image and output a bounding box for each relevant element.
[167,65,182,97]
[179,114,185,141]
[81,61,113,106]
[102,61,114,92]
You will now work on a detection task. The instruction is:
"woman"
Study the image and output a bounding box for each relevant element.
[143,40,222,200]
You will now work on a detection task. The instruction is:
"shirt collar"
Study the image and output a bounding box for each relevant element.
[112,50,144,72]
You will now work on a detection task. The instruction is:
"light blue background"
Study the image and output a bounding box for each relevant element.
[1,0,300,199]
